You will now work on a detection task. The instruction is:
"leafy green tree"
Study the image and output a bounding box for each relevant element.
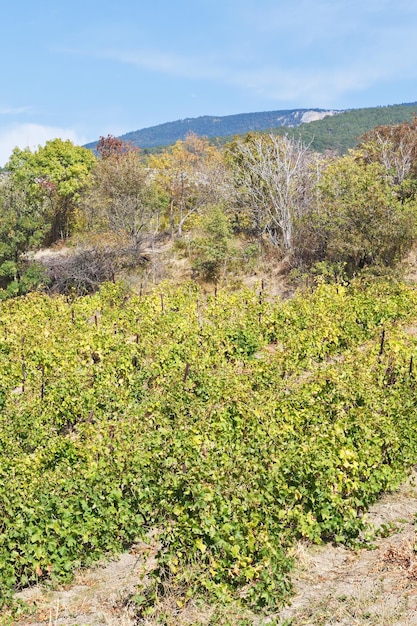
[190,205,236,281]
[6,139,96,243]
[297,154,416,275]
[0,176,48,297]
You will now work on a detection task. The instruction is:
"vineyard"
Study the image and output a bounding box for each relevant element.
[2,279,417,619]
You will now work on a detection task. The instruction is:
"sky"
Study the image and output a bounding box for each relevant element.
[1,0,417,165]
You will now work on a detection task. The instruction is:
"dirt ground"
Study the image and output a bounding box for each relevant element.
[275,470,417,626]
[13,540,155,626]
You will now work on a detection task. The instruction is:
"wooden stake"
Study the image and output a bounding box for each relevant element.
[183,362,190,383]
[21,337,25,392]
[40,364,45,401]
[379,329,385,356]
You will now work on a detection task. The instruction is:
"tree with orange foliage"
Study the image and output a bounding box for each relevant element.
[96,135,138,160]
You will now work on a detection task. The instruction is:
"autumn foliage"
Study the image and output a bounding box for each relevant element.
[1,120,417,295]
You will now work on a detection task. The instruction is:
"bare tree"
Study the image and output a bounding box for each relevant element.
[358,118,417,199]
[227,134,318,254]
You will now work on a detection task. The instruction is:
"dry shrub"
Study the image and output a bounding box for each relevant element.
[42,243,150,295]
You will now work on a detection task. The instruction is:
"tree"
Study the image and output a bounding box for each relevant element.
[357,118,417,202]
[150,133,234,237]
[0,175,48,296]
[81,145,161,251]
[96,134,138,160]
[300,154,416,275]
[226,133,319,254]
[6,139,96,243]
[189,205,236,281]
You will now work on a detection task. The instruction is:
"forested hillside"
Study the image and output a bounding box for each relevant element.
[276,101,417,153]
[85,108,336,152]
[84,102,417,155]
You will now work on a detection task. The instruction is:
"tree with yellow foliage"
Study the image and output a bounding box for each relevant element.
[150,132,233,237]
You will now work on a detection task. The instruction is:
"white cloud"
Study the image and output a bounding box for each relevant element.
[0,124,87,167]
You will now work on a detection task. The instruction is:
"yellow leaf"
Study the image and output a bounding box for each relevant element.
[195,538,207,553]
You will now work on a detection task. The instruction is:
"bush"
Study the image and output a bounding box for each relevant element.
[293,155,417,276]
[190,206,236,281]
[42,244,149,295]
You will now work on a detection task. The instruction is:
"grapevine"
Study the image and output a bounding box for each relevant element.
[1,279,417,613]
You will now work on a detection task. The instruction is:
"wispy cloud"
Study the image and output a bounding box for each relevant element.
[93,41,417,109]
[228,55,410,106]
[0,105,31,116]
[97,48,226,81]
[0,124,86,167]
[62,0,417,115]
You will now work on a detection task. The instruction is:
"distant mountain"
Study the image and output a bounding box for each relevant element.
[84,109,338,151]
[84,102,417,155]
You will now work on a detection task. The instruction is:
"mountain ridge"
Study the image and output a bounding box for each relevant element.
[84,108,339,151]
[84,102,417,154]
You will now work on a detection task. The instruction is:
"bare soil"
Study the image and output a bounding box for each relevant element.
[274,470,417,626]
[13,539,157,626]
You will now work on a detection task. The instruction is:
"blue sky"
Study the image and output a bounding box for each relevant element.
[1,0,417,164]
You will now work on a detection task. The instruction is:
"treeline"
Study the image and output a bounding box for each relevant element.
[2,118,417,297]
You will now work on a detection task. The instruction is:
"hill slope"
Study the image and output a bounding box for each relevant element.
[84,101,417,155]
[84,108,337,151]
[275,101,417,153]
